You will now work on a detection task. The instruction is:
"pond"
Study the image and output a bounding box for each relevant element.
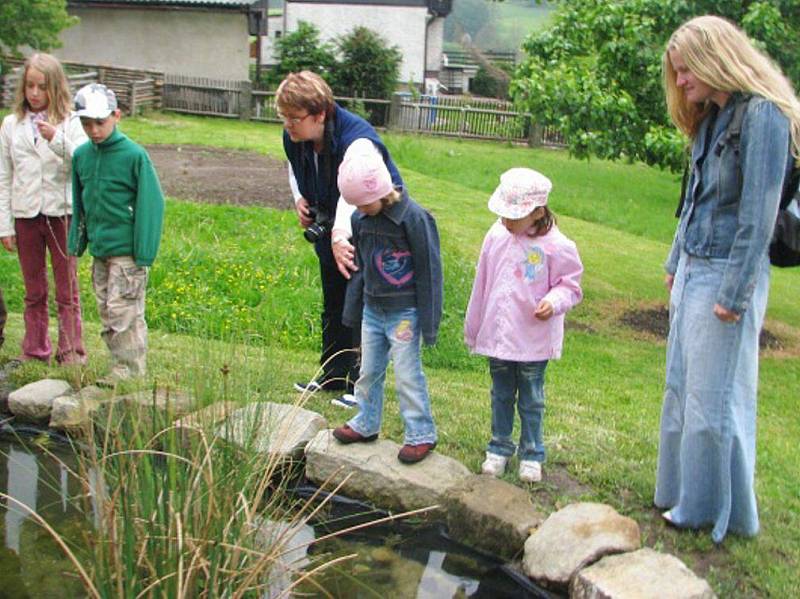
[0,429,551,598]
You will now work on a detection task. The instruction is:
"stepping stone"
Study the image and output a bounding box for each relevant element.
[571,548,716,599]
[305,429,471,513]
[444,474,546,559]
[523,502,640,590]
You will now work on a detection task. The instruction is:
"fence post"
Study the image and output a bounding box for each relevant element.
[239,80,252,121]
[129,81,137,116]
[388,93,402,129]
[460,107,468,134]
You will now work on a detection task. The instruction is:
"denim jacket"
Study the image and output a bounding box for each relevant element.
[665,94,792,313]
[342,190,443,345]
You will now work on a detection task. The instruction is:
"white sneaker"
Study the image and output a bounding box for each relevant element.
[481,452,508,476]
[519,460,542,483]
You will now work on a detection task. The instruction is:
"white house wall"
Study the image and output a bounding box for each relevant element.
[57,8,251,80]
[285,5,429,84]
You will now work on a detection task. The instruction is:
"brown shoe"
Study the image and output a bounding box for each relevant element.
[332,425,378,444]
[398,442,436,464]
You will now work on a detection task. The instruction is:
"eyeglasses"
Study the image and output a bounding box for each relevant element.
[277,112,313,126]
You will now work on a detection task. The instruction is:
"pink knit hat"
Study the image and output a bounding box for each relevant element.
[337,139,394,206]
[488,167,552,219]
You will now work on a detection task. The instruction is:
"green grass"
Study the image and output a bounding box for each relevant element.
[2,111,798,596]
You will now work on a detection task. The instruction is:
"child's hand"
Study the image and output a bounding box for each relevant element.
[1,236,17,252]
[36,121,57,142]
[534,300,554,320]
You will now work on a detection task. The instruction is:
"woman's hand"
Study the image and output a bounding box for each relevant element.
[1,236,17,252]
[36,121,57,142]
[534,300,554,320]
[295,197,313,228]
[665,274,675,293]
[714,303,740,323]
[332,229,357,279]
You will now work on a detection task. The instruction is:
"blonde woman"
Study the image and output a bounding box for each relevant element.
[0,53,88,364]
[655,15,800,543]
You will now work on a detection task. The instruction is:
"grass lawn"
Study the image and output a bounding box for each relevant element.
[1,111,798,596]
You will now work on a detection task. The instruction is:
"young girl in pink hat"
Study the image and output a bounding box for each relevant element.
[330,139,443,464]
[464,168,583,482]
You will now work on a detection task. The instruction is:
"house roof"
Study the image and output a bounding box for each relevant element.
[69,0,264,8]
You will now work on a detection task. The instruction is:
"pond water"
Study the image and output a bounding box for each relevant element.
[0,431,552,598]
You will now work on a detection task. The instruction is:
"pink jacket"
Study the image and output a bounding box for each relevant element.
[464,222,583,361]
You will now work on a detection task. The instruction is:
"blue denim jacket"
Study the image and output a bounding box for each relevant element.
[666,94,792,313]
[342,190,443,345]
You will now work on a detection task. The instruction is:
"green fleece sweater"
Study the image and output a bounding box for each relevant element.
[69,128,164,266]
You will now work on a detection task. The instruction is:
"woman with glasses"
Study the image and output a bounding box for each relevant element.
[276,71,404,408]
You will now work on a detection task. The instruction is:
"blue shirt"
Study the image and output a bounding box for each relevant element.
[666,94,792,313]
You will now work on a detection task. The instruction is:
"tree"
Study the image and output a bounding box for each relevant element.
[334,27,401,99]
[512,0,800,171]
[268,21,336,86]
[0,0,75,69]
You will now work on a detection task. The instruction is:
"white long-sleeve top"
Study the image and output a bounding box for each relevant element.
[0,112,88,237]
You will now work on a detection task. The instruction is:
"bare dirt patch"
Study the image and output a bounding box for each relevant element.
[146,144,294,210]
[619,303,789,352]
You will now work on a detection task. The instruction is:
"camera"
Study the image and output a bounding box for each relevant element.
[303,206,331,243]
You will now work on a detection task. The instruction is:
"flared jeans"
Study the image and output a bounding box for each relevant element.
[655,252,768,543]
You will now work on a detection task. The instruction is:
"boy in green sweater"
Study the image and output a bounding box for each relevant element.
[68,84,164,383]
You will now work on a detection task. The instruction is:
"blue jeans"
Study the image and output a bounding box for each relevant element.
[487,358,548,462]
[655,252,768,543]
[347,305,437,445]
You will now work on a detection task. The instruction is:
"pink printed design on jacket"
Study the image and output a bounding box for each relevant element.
[374,248,414,286]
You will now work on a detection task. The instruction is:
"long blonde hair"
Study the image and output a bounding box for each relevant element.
[13,53,72,124]
[663,15,800,159]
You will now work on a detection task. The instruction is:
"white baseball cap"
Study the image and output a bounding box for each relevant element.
[74,83,118,119]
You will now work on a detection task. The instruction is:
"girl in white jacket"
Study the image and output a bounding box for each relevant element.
[0,53,87,364]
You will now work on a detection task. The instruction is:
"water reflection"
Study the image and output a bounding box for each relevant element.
[0,438,85,597]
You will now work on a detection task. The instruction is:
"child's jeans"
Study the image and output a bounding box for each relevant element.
[15,215,85,363]
[487,358,548,462]
[92,256,148,376]
[347,304,437,446]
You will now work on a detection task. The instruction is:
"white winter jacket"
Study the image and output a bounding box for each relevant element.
[0,112,88,237]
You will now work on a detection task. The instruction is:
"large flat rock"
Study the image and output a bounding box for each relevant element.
[49,385,107,435]
[8,379,72,422]
[571,548,716,599]
[444,474,545,560]
[523,502,640,590]
[217,402,327,460]
[305,430,471,513]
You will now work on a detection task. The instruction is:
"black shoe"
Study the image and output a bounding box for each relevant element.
[293,380,323,393]
[331,393,358,409]
[294,378,348,393]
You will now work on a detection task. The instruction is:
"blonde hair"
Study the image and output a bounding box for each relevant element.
[276,71,335,118]
[13,53,72,124]
[380,188,401,208]
[664,15,800,160]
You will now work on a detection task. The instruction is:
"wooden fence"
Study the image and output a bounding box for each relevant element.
[0,56,161,115]
[161,76,565,147]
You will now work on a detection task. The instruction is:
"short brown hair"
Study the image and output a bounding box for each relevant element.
[276,71,334,117]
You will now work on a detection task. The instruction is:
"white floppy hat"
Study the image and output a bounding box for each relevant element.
[488,167,552,219]
[74,83,118,119]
